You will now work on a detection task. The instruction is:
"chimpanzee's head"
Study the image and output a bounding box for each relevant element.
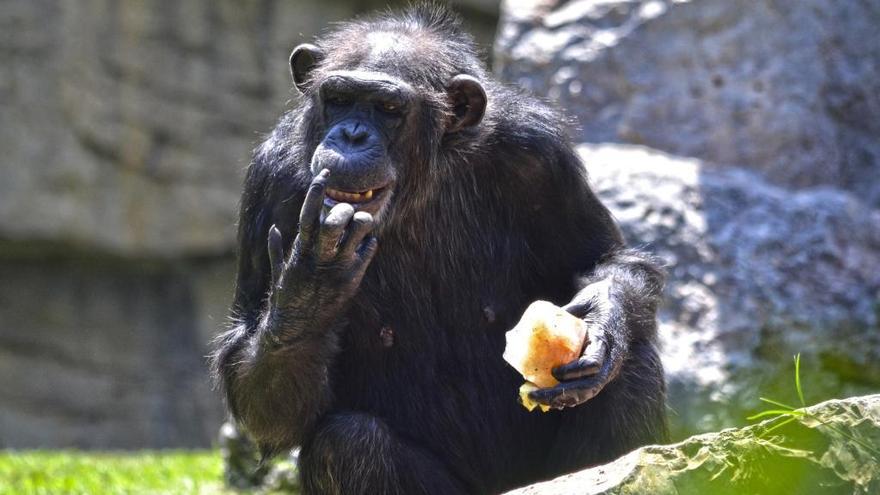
[288,9,488,222]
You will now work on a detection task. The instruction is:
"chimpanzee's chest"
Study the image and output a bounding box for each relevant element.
[334,231,568,378]
[329,235,577,486]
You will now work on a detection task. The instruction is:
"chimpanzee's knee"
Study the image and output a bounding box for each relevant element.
[299,412,399,495]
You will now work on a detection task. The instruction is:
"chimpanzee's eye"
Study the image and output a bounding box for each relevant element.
[379,101,401,114]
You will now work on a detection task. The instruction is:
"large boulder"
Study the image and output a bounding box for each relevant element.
[495,0,880,207]
[0,0,498,257]
[580,143,880,437]
[0,0,343,256]
[505,394,880,494]
[0,0,498,449]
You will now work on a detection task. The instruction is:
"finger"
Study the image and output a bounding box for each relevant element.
[267,225,284,287]
[582,336,608,369]
[317,203,355,261]
[356,235,379,266]
[528,376,607,409]
[552,326,609,381]
[552,354,602,382]
[338,211,375,260]
[562,298,595,319]
[346,236,379,290]
[298,169,331,246]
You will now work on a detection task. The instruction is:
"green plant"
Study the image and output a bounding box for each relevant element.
[748,354,880,459]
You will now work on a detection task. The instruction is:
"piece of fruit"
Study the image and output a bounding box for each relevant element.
[503,300,588,391]
[518,382,550,412]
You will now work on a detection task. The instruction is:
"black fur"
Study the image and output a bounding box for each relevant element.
[212,5,666,494]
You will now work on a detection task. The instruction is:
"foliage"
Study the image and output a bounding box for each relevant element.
[749,354,880,461]
[0,450,253,495]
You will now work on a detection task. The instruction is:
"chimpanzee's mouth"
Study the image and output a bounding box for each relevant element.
[325,187,384,204]
[323,184,392,212]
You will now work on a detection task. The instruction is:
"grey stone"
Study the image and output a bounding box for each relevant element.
[0,0,337,256]
[0,255,233,448]
[579,143,880,438]
[0,0,500,450]
[504,394,880,494]
[495,0,880,207]
[0,0,497,257]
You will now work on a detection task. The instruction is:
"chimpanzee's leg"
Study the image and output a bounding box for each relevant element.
[299,412,468,495]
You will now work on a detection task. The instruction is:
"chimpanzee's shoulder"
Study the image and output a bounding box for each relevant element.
[486,83,575,158]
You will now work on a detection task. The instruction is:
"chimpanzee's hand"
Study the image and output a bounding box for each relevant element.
[528,280,622,409]
[264,169,378,342]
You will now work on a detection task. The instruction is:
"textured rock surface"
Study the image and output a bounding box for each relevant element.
[0,0,497,448]
[0,255,233,448]
[580,144,880,437]
[495,0,880,207]
[505,394,880,495]
[0,0,497,256]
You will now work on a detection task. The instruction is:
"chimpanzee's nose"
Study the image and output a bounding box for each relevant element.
[341,123,369,147]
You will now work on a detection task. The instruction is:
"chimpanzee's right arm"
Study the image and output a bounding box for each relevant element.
[212,167,377,456]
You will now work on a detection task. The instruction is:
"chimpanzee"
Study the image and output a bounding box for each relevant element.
[212,5,667,494]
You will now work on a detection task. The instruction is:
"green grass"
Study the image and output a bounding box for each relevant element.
[0,450,234,495]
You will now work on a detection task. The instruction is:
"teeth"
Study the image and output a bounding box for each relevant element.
[326,188,376,203]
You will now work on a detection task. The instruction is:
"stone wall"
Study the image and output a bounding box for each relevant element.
[0,0,499,449]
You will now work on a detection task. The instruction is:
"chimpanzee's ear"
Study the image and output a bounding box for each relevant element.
[290,44,324,93]
[445,74,487,133]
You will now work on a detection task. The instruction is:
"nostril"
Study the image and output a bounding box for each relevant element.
[342,124,370,146]
[351,133,368,145]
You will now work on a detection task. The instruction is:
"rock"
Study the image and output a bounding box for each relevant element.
[0,0,497,257]
[0,0,338,256]
[0,255,232,448]
[0,0,497,449]
[495,0,880,207]
[578,143,880,438]
[504,394,880,494]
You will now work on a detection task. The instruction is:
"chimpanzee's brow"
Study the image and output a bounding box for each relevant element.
[321,71,414,98]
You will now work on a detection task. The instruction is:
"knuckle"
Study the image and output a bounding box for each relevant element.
[321,217,346,229]
[353,211,374,224]
[331,203,355,214]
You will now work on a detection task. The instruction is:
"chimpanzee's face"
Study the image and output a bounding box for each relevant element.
[309,70,416,220]
[289,41,487,223]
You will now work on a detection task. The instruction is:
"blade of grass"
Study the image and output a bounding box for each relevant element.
[760,416,799,436]
[758,397,799,410]
[747,410,798,421]
[794,354,805,407]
